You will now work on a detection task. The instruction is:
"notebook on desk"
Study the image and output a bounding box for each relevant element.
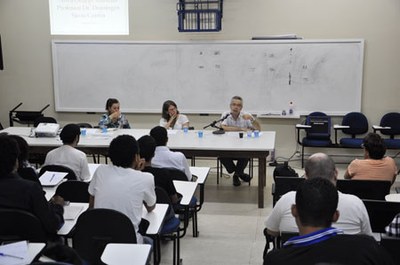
[39,171,67,186]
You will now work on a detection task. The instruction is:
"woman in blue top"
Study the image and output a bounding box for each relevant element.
[99,98,131,129]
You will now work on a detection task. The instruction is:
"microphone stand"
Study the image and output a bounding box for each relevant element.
[203,114,230,135]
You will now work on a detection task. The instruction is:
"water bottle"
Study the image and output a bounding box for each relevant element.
[100,114,108,133]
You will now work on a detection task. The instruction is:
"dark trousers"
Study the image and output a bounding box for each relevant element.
[220,158,248,175]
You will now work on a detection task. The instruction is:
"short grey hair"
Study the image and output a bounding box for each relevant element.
[304,153,336,181]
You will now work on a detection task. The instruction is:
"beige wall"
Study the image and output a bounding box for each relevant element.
[0,0,399,158]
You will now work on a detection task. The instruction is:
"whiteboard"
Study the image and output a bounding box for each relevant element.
[52,40,364,115]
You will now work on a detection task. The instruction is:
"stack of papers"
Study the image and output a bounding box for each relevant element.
[0,241,28,265]
[39,171,67,186]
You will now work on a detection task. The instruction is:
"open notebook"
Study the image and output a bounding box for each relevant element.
[39,171,67,186]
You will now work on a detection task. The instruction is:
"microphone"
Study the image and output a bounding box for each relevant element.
[203,113,231,130]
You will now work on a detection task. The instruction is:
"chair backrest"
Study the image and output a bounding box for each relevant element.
[72,208,137,265]
[166,168,188,181]
[34,116,57,127]
[55,181,90,203]
[76,123,93,128]
[39,165,77,181]
[362,199,400,233]
[305,112,331,139]
[380,112,400,138]
[341,112,369,137]
[336,179,391,200]
[0,208,47,243]
[273,177,304,206]
[380,234,400,264]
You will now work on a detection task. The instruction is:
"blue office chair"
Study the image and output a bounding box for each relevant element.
[377,112,400,149]
[337,112,369,148]
[297,112,332,167]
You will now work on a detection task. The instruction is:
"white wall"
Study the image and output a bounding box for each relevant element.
[0,0,399,159]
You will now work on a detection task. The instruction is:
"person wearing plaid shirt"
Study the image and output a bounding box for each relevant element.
[386,213,400,237]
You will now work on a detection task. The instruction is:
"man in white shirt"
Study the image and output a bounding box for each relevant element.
[265,153,372,237]
[43,124,90,181]
[150,126,192,181]
[220,96,261,186]
[88,135,156,244]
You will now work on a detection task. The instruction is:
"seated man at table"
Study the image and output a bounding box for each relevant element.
[138,135,179,204]
[150,126,192,181]
[88,135,156,244]
[0,135,64,239]
[43,123,91,181]
[344,132,397,183]
[264,178,394,265]
[220,96,261,186]
[265,153,372,237]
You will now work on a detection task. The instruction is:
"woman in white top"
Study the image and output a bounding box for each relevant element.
[159,100,189,130]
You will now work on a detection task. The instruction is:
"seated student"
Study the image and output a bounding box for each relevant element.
[265,153,372,237]
[9,134,40,185]
[386,213,400,237]
[99,98,131,129]
[43,124,91,181]
[264,178,394,265]
[160,100,189,130]
[0,135,64,237]
[88,135,156,244]
[344,132,398,183]
[150,126,192,181]
[220,96,261,186]
[138,135,179,204]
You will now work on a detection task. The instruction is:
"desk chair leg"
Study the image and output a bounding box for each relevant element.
[192,208,199,237]
[301,145,305,168]
[217,159,221,184]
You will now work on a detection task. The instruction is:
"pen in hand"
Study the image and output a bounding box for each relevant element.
[0,252,24,259]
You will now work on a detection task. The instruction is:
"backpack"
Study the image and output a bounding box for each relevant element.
[273,162,299,180]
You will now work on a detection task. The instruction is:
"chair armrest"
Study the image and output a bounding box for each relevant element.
[296,124,311,129]
[372,125,391,133]
[333,125,350,144]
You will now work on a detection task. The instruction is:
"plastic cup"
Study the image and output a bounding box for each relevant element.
[247,131,252,138]
[197,130,203,138]
[254,130,260,138]
[239,132,243,138]
[81,128,86,136]
[183,127,188,133]
[102,127,107,133]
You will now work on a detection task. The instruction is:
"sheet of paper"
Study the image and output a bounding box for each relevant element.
[0,241,28,265]
[39,171,67,186]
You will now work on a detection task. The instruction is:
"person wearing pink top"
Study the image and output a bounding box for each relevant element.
[344,133,398,183]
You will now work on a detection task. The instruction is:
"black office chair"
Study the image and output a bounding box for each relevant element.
[55,181,90,203]
[34,116,58,127]
[272,177,304,206]
[336,179,391,200]
[297,112,332,167]
[336,112,369,147]
[39,165,78,181]
[362,199,400,233]
[0,208,47,243]
[155,186,181,265]
[375,112,400,149]
[380,234,400,264]
[72,208,137,265]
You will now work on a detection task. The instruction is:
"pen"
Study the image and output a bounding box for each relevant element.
[0,252,24,259]
[50,174,55,182]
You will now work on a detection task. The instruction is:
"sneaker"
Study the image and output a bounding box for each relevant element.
[233,174,241,186]
[239,173,252,182]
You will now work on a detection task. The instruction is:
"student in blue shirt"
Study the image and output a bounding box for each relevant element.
[99,98,130,129]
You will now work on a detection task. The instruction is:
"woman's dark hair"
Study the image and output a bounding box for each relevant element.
[363,132,386,159]
[0,135,20,176]
[161,100,179,120]
[105,98,119,111]
[9,135,29,169]
[109,135,139,168]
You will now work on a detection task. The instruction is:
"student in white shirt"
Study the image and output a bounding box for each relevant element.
[150,126,192,181]
[43,124,90,181]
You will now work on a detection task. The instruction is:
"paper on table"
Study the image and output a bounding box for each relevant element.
[64,205,84,220]
[39,171,67,186]
[0,241,28,265]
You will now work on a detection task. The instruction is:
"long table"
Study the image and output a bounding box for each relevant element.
[1,127,275,208]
